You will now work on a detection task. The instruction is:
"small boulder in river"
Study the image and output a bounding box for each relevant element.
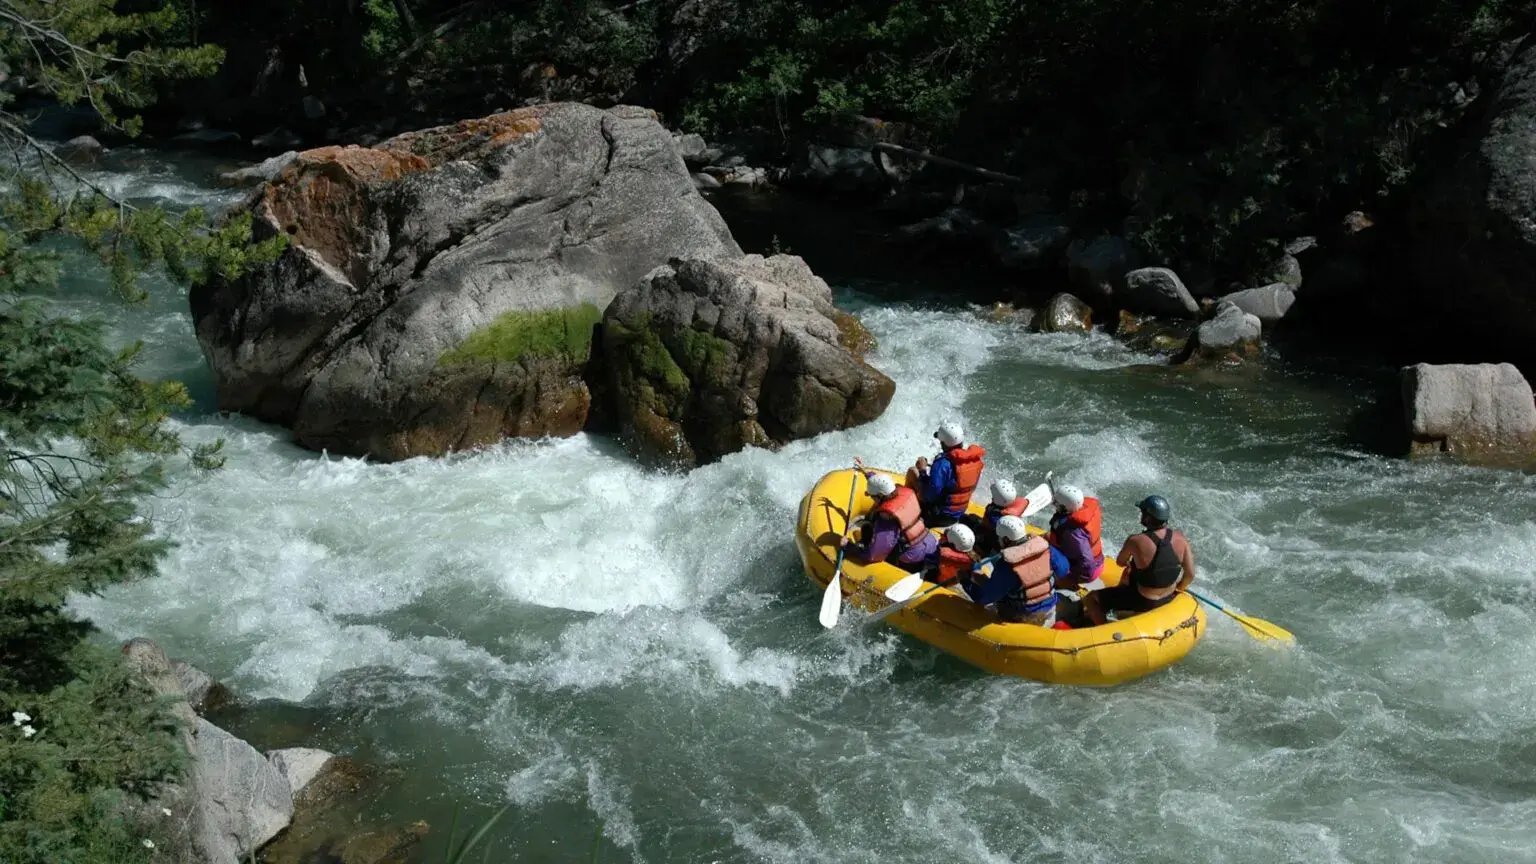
[55,134,104,165]
[1039,293,1093,334]
[191,103,739,461]
[1400,363,1536,465]
[1120,267,1200,318]
[1190,301,1261,362]
[1221,283,1296,325]
[598,254,894,468]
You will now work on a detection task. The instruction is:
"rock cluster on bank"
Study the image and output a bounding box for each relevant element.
[121,639,420,864]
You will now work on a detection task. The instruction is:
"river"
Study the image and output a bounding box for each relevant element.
[56,148,1536,863]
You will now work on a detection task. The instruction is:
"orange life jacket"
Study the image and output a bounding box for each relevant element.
[1001,536,1052,604]
[941,444,986,512]
[875,485,928,547]
[1060,497,1104,563]
[934,545,974,586]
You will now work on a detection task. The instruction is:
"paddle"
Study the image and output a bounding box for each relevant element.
[874,482,1057,621]
[818,466,864,629]
[1184,588,1295,645]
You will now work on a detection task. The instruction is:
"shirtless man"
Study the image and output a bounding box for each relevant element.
[1084,495,1195,624]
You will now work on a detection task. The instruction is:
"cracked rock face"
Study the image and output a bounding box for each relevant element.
[597,255,895,469]
[191,103,739,460]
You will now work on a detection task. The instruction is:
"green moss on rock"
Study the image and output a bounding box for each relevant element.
[440,303,602,367]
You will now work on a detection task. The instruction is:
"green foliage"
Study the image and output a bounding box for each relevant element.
[681,0,1015,135]
[361,0,406,63]
[0,2,282,862]
[439,303,604,367]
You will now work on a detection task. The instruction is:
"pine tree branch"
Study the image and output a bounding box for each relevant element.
[0,115,140,213]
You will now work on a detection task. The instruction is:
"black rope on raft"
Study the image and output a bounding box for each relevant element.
[851,578,1202,657]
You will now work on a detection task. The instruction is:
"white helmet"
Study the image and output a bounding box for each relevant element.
[995,515,1029,545]
[944,523,976,553]
[990,478,1017,507]
[934,420,964,448]
[1053,483,1085,511]
[865,473,897,498]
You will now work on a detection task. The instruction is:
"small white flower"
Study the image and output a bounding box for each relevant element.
[142,838,155,849]
[161,807,173,817]
[11,711,30,726]
[20,725,36,738]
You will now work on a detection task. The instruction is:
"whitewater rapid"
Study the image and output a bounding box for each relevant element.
[54,149,1536,863]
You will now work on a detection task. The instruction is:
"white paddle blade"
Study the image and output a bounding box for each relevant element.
[1020,482,1053,518]
[884,573,925,602]
[818,571,844,629]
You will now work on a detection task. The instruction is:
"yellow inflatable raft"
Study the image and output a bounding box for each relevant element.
[795,468,1205,686]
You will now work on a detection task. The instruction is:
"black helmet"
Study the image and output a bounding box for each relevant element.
[1137,495,1171,523]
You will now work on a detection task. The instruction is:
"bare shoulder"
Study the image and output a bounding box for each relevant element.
[1172,529,1193,552]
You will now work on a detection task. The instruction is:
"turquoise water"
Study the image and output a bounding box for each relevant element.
[55,151,1536,863]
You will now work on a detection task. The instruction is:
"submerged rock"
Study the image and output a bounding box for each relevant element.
[1116,310,1193,355]
[598,254,894,468]
[1039,293,1093,334]
[1121,267,1200,318]
[191,103,739,461]
[1401,363,1536,466]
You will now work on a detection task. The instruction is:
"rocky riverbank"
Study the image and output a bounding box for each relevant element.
[121,640,421,864]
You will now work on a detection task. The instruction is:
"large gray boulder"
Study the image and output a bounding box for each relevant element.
[123,639,294,864]
[1401,363,1536,465]
[191,103,740,461]
[194,718,294,863]
[1191,301,1261,361]
[598,254,894,468]
[1407,37,1536,372]
[1221,283,1296,324]
[1121,267,1200,318]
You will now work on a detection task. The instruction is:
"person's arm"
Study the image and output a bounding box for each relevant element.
[923,457,953,503]
[847,519,898,564]
[1115,534,1140,568]
[1177,532,1197,590]
[967,560,1020,606]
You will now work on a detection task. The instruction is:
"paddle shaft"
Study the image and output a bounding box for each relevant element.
[1184,587,1294,643]
[818,469,864,628]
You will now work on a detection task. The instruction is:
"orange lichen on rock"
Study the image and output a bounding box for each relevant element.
[383,108,546,164]
[260,145,432,284]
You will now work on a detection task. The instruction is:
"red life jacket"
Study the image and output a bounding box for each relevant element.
[1001,536,1052,604]
[875,485,928,547]
[1060,496,1104,563]
[934,545,973,586]
[941,444,986,512]
[1000,496,1026,518]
